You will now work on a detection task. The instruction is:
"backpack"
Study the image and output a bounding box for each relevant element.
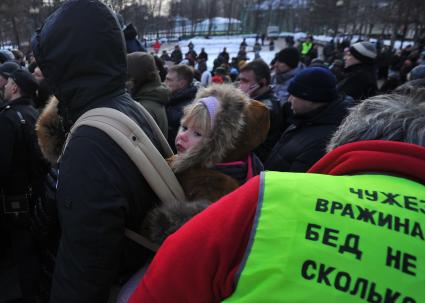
[63,102,186,252]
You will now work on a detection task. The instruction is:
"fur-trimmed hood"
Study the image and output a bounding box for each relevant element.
[171,84,270,173]
[36,97,65,165]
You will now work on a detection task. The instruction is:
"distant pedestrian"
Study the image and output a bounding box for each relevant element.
[153,39,161,54]
[170,45,183,64]
[337,41,378,102]
[219,47,230,63]
[160,50,171,62]
[269,39,275,51]
[240,38,247,48]
[198,48,208,62]
[271,47,302,105]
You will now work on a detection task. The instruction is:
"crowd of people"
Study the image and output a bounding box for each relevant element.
[0,0,424,302]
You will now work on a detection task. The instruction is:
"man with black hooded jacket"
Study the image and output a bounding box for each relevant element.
[31,1,163,302]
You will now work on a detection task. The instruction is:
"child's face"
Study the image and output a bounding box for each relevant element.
[175,122,204,154]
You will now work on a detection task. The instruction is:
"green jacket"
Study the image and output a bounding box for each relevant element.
[134,81,170,138]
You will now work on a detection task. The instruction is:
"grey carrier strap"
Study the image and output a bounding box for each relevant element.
[63,103,185,252]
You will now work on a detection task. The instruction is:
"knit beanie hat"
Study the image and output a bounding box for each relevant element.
[287,67,337,103]
[127,52,160,85]
[7,69,39,96]
[349,41,377,65]
[0,61,20,78]
[276,47,300,68]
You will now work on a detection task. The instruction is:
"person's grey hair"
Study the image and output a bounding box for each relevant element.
[394,79,425,96]
[327,93,425,152]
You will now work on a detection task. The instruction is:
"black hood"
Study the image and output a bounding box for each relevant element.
[31,0,127,125]
[123,23,137,40]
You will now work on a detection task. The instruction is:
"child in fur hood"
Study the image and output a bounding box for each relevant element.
[143,84,270,244]
[172,84,269,200]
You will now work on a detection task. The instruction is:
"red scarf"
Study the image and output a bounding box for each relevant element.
[308,140,425,185]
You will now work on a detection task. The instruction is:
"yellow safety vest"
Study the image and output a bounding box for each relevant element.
[301,41,313,55]
[224,171,425,302]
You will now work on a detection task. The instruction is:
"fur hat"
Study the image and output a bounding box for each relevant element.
[349,41,377,65]
[276,47,300,68]
[171,84,269,173]
[288,67,337,103]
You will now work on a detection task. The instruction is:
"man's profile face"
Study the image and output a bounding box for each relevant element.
[275,61,291,73]
[165,71,186,94]
[3,77,17,101]
[344,51,360,68]
[238,70,258,97]
[288,94,323,115]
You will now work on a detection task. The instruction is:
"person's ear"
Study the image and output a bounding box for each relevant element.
[259,79,267,87]
[11,81,19,94]
[179,79,188,89]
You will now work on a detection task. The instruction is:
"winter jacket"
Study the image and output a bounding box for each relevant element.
[265,96,352,172]
[198,51,208,62]
[0,97,48,197]
[32,1,163,302]
[337,63,378,102]
[170,49,183,64]
[133,80,170,138]
[166,85,197,151]
[252,88,284,162]
[271,65,302,105]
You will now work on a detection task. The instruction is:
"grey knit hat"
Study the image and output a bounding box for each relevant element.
[349,41,377,65]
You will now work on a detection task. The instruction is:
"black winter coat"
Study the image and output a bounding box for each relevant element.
[265,97,352,172]
[337,63,378,102]
[0,97,48,198]
[31,1,162,302]
[166,85,197,151]
[170,49,183,64]
[253,89,284,162]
